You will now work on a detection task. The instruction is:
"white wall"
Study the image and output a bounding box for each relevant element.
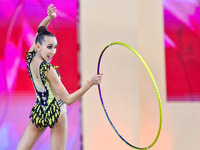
[80,0,200,150]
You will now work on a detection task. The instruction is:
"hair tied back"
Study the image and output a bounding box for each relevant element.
[35,26,55,45]
[37,26,48,34]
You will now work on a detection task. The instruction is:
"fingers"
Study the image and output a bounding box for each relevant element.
[88,73,103,86]
[48,4,53,9]
[48,4,55,12]
[95,73,103,84]
[97,73,103,80]
[47,4,57,17]
[48,7,57,16]
[48,7,57,15]
[97,73,103,76]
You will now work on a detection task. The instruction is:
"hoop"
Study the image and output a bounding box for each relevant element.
[97,42,162,149]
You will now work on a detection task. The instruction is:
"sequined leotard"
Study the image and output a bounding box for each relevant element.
[26,49,67,128]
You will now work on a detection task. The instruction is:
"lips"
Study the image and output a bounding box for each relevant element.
[48,55,53,60]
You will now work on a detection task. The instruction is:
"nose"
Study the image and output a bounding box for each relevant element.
[51,49,56,55]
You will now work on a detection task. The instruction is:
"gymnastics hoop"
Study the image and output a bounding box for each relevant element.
[97,42,162,149]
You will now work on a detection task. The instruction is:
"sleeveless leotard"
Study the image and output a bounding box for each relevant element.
[26,49,67,128]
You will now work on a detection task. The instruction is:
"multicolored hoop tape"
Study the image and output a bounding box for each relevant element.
[97,42,162,149]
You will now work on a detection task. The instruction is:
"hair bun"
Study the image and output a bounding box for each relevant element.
[37,26,48,34]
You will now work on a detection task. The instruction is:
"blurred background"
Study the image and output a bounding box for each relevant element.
[0,0,200,150]
[0,0,80,149]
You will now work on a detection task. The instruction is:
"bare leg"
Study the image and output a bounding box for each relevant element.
[50,113,68,150]
[17,120,46,150]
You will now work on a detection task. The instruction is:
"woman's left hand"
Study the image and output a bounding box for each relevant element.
[47,4,57,18]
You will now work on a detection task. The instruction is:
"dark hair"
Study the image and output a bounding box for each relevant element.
[35,26,55,45]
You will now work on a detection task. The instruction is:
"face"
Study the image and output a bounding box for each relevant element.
[37,36,57,62]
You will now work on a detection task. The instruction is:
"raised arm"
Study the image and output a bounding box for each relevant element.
[39,4,57,27]
[46,66,103,106]
[29,4,57,52]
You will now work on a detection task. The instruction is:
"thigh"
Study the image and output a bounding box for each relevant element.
[50,113,68,150]
[17,120,46,150]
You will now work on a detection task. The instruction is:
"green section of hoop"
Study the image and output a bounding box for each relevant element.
[104,42,162,149]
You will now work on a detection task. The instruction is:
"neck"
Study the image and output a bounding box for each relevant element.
[35,52,44,62]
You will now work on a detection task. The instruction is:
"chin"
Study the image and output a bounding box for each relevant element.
[45,58,51,63]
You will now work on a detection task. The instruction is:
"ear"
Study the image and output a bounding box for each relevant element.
[35,43,41,51]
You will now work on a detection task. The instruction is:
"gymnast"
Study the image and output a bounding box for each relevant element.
[17,4,103,150]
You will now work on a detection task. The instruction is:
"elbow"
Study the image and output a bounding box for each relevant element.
[64,100,72,106]
[66,102,72,106]
[61,96,72,106]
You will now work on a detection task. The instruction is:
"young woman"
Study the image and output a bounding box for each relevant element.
[17,4,102,150]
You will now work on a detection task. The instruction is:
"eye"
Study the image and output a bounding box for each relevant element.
[47,46,52,49]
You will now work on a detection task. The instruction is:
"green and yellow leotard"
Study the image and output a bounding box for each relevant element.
[26,49,66,128]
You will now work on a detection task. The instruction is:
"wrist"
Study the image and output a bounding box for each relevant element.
[86,80,92,87]
[46,15,54,20]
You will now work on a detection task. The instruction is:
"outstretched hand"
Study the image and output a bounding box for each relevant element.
[47,4,57,18]
[89,73,103,86]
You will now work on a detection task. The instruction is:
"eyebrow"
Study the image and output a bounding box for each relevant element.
[47,44,57,46]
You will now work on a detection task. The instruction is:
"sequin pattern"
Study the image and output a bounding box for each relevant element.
[26,49,61,128]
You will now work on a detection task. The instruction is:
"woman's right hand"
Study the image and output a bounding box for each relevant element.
[88,73,103,86]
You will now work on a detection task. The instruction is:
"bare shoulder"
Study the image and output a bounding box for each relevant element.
[45,65,60,83]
